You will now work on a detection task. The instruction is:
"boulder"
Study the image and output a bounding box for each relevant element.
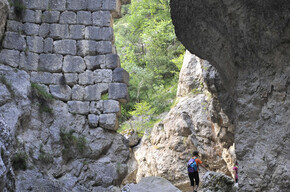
[202,171,235,192]
[122,176,181,192]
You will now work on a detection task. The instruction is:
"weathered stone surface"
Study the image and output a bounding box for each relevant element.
[2,32,26,51]
[99,113,118,131]
[103,100,120,114]
[122,176,181,192]
[85,27,113,41]
[67,0,87,10]
[6,20,23,32]
[108,83,128,103]
[77,11,92,25]
[88,0,102,11]
[103,54,120,69]
[26,36,43,53]
[44,38,53,53]
[64,73,78,86]
[39,54,63,72]
[20,52,39,71]
[77,40,97,56]
[49,85,71,101]
[22,9,36,23]
[31,72,62,84]
[39,23,50,37]
[202,172,236,192]
[112,68,129,85]
[94,69,112,83]
[23,23,39,35]
[90,100,103,114]
[171,1,290,191]
[54,40,77,55]
[0,0,8,41]
[49,0,66,11]
[0,84,10,105]
[68,101,90,114]
[103,0,121,18]
[92,11,112,27]
[69,25,85,40]
[60,11,76,24]
[96,41,113,54]
[49,24,69,39]
[71,85,84,100]
[88,114,99,127]
[79,70,95,85]
[84,84,108,101]
[42,11,60,23]
[24,0,49,10]
[63,55,85,73]
[84,55,104,70]
[0,49,20,67]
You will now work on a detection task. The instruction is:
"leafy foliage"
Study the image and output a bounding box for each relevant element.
[114,0,185,130]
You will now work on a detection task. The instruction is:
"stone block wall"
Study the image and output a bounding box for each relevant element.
[0,0,129,131]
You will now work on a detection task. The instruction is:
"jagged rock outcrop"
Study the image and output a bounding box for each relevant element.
[0,0,130,191]
[171,1,290,191]
[132,51,236,192]
[202,171,236,192]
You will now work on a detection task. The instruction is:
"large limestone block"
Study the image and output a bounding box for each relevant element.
[0,0,8,41]
[31,72,62,84]
[92,11,112,27]
[39,54,63,72]
[2,32,26,51]
[63,55,86,73]
[99,113,118,131]
[112,68,129,85]
[122,176,181,192]
[49,85,71,101]
[103,100,120,115]
[0,49,20,68]
[108,83,128,103]
[88,114,99,127]
[68,101,90,114]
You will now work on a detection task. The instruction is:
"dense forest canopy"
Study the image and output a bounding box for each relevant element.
[114,0,185,134]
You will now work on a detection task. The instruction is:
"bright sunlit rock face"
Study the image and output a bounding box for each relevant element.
[171,0,290,191]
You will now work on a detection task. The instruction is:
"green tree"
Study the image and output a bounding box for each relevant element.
[114,0,185,128]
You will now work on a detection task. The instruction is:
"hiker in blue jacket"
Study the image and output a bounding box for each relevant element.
[187,151,208,192]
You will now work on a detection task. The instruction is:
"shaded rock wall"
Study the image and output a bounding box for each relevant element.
[171,0,290,191]
[0,0,130,191]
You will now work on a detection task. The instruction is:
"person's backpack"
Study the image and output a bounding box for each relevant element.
[187,158,198,173]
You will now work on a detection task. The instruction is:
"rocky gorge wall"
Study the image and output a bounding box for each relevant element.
[127,51,236,192]
[0,0,131,191]
[171,0,290,191]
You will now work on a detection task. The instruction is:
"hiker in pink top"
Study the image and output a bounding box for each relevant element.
[233,161,238,183]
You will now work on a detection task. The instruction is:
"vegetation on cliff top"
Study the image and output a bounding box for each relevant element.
[114,0,185,135]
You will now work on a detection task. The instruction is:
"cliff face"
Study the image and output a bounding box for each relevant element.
[0,0,130,191]
[132,51,236,192]
[171,0,290,191]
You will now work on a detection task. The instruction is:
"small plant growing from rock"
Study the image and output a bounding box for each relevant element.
[8,0,26,19]
[11,151,28,171]
[60,129,87,162]
[31,82,54,114]
[38,144,53,164]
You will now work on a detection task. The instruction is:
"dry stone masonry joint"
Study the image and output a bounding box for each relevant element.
[0,0,129,131]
